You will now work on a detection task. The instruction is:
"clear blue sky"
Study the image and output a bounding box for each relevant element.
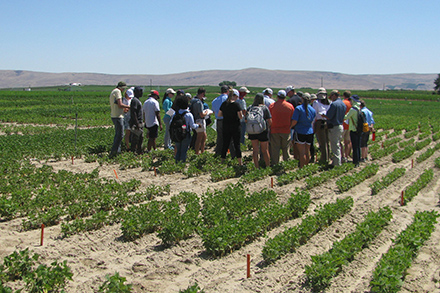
[1,0,439,75]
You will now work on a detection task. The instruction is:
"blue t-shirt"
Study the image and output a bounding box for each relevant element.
[326,98,346,126]
[212,94,228,120]
[291,104,316,135]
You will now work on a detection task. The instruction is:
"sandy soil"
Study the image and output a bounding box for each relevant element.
[1,137,440,292]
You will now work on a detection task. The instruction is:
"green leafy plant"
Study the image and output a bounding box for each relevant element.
[98,272,132,293]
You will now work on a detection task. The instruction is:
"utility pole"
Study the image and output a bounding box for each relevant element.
[321,77,323,87]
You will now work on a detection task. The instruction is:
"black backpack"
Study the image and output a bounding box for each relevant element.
[355,108,369,134]
[170,111,189,143]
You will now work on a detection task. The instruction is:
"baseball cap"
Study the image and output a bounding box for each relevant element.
[317,87,327,95]
[232,89,240,97]
[263,88,273,95]
[277,90,286,98]
[350,95,360,103]
[126,88,134,98]
[239,86,250,93]
[150,90,159,97]
[285,85,295,93]
[117,81,127,88]
[166,88,176,94]
[302,92,311,101]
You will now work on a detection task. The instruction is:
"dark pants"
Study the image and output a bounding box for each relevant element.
[221,124,241,159]
[130,126,143,154]
[216,119,236,158]
[350,131,361,166]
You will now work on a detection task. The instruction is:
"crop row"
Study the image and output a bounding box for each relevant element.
[336,164,379,192]
[370,210,439,292]
[370,167,406,195]
[305,207,393,291]
[402,169,434,205]
[262,196,354,263]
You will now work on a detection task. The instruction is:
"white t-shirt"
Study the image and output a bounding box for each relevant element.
[110,88,124,118]
[143,97,160,127]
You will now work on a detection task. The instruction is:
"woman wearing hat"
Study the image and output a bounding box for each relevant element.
[291,93,316,168]
[162,88,176,150]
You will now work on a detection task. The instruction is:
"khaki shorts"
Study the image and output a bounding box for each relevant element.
[196,119,206,133]
[342,129,350,141]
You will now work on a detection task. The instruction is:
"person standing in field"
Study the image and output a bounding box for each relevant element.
[237,86,250,145]
[341,91,352,162]
[109,81,130,158]
[218,89,243,165]
[191,87,209,154]
[173,95,200,163]
[263,88,275,108]
[323,90,346,167]
[286,85,302,160]
[360,99,375,162]
[269,90,295,165]
[313,87,331,164]
[122,87,134,150]
[246,93,272,168]
[291,93,316,168]
[162,88,176,150]
[212,85,232,156]
[143,90,162,152]
[129,86,144,154]
[345,94,362,167]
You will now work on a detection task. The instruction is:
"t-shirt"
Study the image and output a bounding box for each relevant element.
[220,101,241,127]
[264,96,275,108]
[235,98,246,122]
[143,97,160,128]
[291,104,316,135]
[129,97,143,127]
[287,95,302,108]
[343,98,352,130]
[110,88,124,118]
[190,98,204,120]
[326,98,346,126]
[269,99,294,134]
[163,97,173,118]
[345,103,360,132]
[212,94,228,119]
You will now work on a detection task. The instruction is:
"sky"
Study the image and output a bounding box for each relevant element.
[1,0,439,75]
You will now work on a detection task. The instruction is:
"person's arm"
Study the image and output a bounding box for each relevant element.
[291,120,297,129]
[218,110,223,118]
[266,118,272,128]
[237,110,243,120]
[117,98,130,109]
[155,111,162,130]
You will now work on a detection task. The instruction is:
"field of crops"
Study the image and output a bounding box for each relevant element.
[1,89,440,292]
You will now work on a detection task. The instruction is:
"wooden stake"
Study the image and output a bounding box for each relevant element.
[154,167,157,176]
[270,177,274,188]
[71,156,74,165]
[411,159,414,169]
[113,169,119,179]
[247,254,251,278]
[40,224,45,246]
[400,190,405,206]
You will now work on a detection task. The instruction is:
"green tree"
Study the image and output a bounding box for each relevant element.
[434,74,440,94]
[219,81,237,87]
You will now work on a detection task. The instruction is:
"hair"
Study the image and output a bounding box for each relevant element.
[197,87,206,95]
[343,91,352,99]
[252,93,264,106]
[134,86,143,98]
[302,93,311,116]
[360,99,366,108]
[175,95,189,110]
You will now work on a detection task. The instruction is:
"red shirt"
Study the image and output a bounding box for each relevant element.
[343,98,352,130]
[269,99,294,134]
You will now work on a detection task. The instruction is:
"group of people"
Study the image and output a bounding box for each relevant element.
[109,81,374,168]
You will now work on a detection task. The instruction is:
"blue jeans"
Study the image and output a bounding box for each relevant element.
[111,117,124,156]
[163,114,172,149]
[175,132,191,163]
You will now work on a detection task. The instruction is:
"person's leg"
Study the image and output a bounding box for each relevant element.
[180,133,192,162]
[280,133,290,162]
[260,141,270,168]
[251,139,260,168]
[124,129,131,150]
[195,131,207,154]
[163,115,172,149]
[297,143,307,168]
[240,121,246,145]
[110,118,124,157]
[270,133,281,165]
[350,131,361,166]
[215,119,223,156]
[329,126,343,166]
[231,128,242,165]
[221,127,232,159]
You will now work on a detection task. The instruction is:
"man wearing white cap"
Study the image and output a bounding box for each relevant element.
[269,90,295,165]
[123,87,134,150]
[286,85,301,108]
[263,88,275,108]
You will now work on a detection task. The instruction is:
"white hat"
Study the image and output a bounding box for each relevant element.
[263,88,273,95]
[285,85,295,93]
[277,90,287,98]
[239,86,250,93]
[126,88,134,98]
[185,93,192,99]
[166,88,176,94]
[232,89,240,97]
[317,87,327,95]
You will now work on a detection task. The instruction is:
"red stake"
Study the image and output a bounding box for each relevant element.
[400,190,405,206]
[372,132,376,141]
[412,159,414,169]
[113,169,119,179]
[270,177,274,188]
[71,156,74,165]
[247,254,251,278]
[154,166,157,176]
[40,224,45,246]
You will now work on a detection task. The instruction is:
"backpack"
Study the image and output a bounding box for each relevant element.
[246,106,266,134]
[355,108,369,134]
[170,111,189,143]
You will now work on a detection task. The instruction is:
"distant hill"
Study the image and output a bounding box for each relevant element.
[0,68,436,91]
